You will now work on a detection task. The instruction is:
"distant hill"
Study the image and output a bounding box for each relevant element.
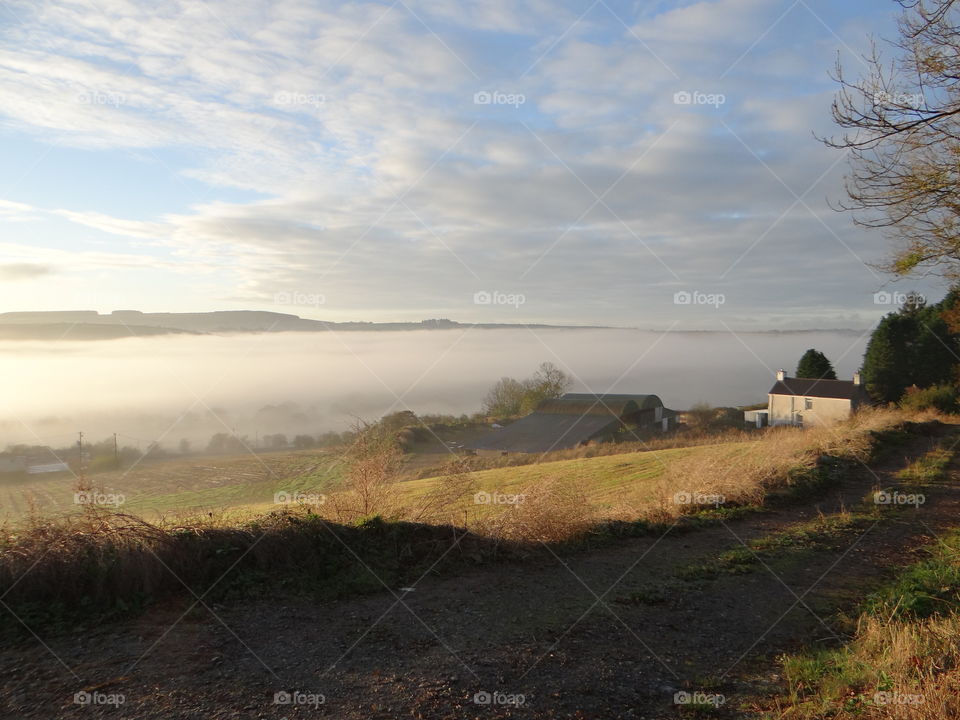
[0,311,609,339]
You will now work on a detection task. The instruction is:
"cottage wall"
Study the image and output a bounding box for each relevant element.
[768,393,853,427]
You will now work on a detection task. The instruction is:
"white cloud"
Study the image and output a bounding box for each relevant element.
[0,0,920,327]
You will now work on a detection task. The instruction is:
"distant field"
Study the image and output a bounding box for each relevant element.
[0,449,347,522]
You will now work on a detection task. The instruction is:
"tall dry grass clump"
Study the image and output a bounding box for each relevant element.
[647,407,913,520]
[475,475,593,543]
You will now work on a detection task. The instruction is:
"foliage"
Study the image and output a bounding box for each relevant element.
[481,361,573,416]
[900,383,960,414]
[795,349,837,379]
[206,432,249,454]
[862,291,960,402]
[684,403,743,432]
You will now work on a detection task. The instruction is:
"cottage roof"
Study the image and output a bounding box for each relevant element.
[769,377,867,400]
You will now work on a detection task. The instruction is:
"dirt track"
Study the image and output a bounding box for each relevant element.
[3,428,959,720]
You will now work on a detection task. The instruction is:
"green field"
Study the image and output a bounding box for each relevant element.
[395,441,748,516]
[0,449,347,522]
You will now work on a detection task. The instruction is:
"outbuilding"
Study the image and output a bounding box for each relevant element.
[469,393,677,455]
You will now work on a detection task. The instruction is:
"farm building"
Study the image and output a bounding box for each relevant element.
[766,369,871,427]
[469,393,677,455]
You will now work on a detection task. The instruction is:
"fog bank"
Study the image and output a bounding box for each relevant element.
[0,328,869,448]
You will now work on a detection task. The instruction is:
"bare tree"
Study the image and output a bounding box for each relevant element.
[825,0,960,277]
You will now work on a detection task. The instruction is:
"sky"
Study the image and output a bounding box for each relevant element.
[0,0,947,329]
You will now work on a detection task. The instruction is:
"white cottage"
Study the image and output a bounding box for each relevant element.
[767,370,871,427]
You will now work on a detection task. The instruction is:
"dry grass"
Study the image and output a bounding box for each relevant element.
[473,475,593,543]
[775,523,960,719]
[778,614,960,719]
[319,407,927,538]
[0,501,525,629]
[638,407,921,523]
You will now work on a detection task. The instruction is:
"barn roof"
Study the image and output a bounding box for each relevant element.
[468,393,668,454]
[537,393,664,415]
[769,377,867,400]
[468,412,621,454]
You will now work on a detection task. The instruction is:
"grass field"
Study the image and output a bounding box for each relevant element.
[0,448,347,522]
[396,443,716,514]
[0,438,751,526]
[0,407,913,530]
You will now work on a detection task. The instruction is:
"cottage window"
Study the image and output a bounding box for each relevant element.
[804,398,813,410]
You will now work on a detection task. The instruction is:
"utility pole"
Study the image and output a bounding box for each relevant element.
[77,431,85,481]
[114,433,119,469]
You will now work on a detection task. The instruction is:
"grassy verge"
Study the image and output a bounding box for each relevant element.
[896,445,956,484]
[673,511,874,584]
[773,529,960,719]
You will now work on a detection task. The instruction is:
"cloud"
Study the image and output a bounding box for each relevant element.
[0,263,54,280]
[0,198,40,222]
[0,0,919,327]
[51,210,170,240]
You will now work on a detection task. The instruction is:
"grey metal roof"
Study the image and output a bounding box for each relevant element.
[469,392,668,453]
[469,412,621,453]
[537,393,664,415]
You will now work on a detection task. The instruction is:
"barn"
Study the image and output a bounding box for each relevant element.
[469,393,677,455]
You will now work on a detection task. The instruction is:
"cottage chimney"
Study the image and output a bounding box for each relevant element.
[776,369,786,381]
[853,371,862,386]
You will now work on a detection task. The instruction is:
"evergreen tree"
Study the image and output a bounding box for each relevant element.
[862,291,960,402]
[862,312,920,402]
[795,349,837,379]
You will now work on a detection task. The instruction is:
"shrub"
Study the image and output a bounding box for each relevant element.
[900,384,959,414]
